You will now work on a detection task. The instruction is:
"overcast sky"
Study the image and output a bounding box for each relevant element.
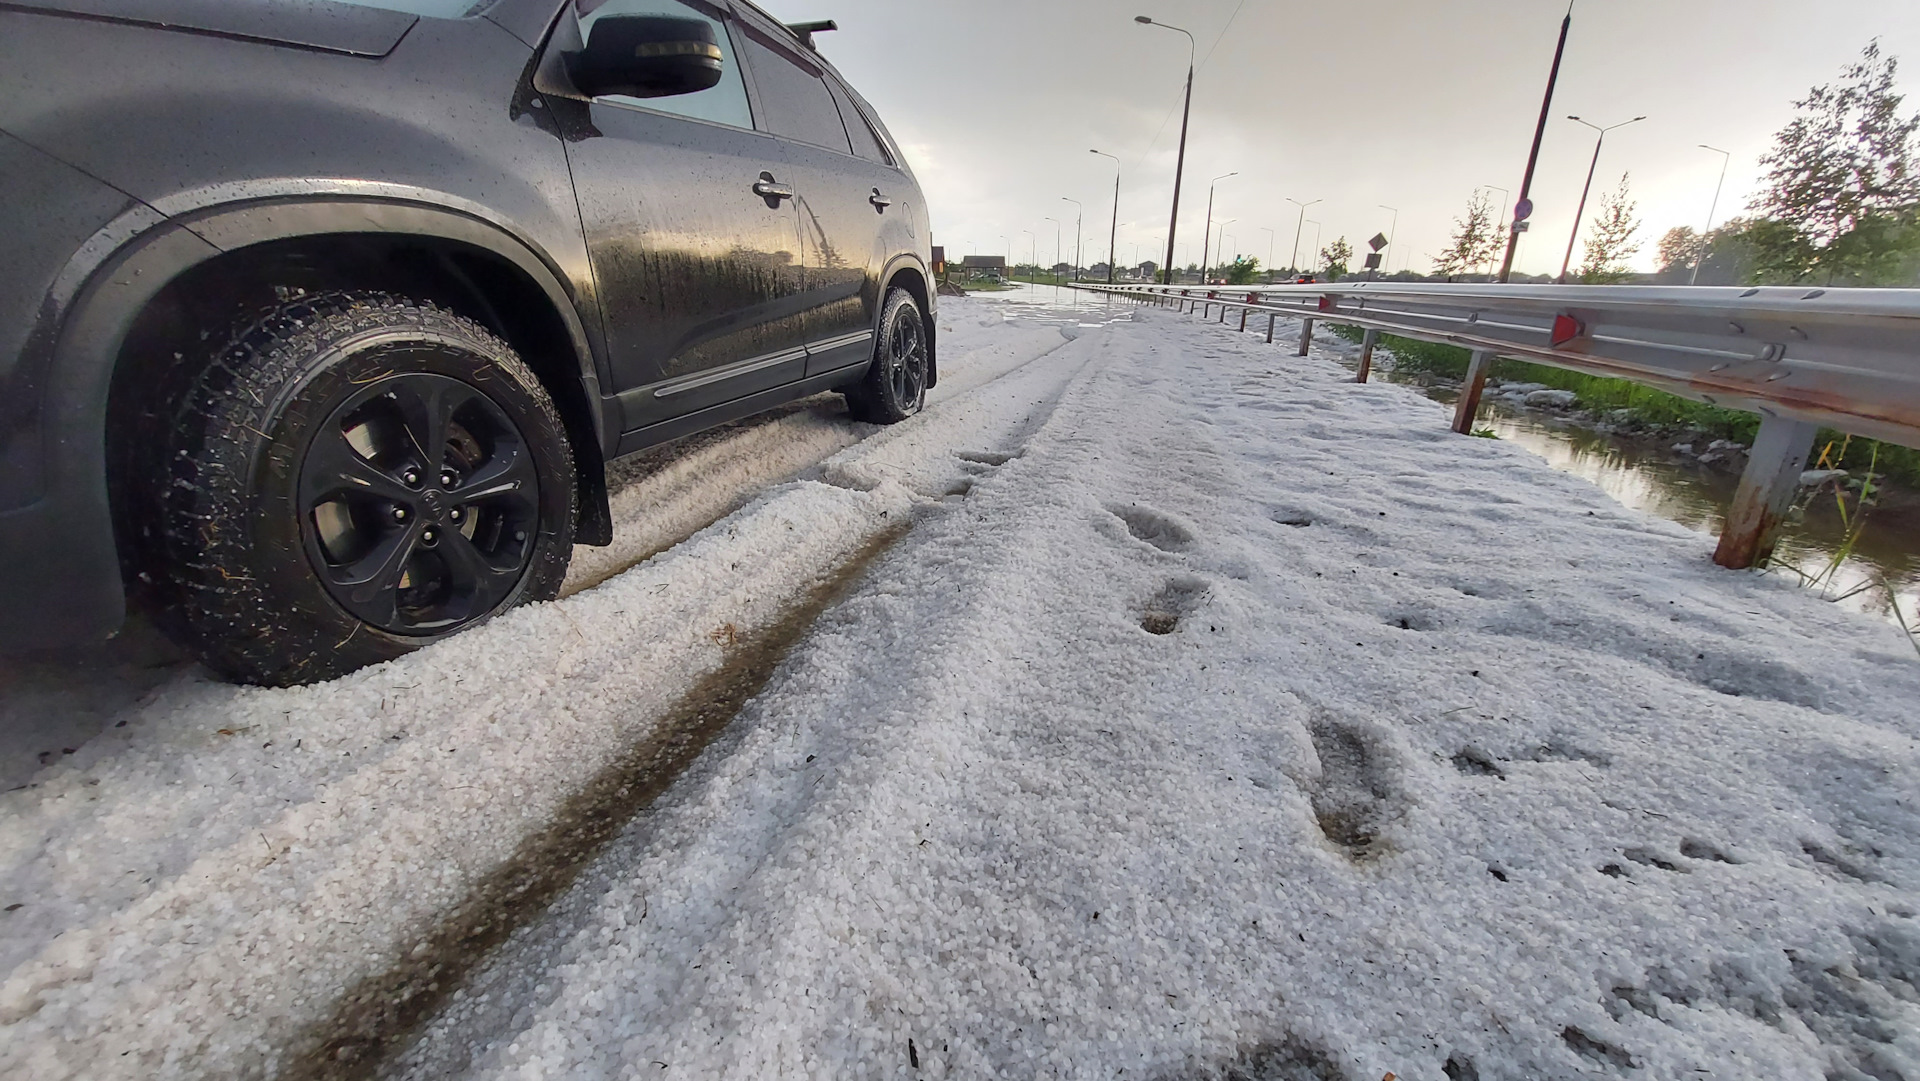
[752,0,1920,277]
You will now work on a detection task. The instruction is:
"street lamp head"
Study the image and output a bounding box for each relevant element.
[1134,15,1152,23]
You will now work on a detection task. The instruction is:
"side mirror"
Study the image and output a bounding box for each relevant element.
[569,15,725,99]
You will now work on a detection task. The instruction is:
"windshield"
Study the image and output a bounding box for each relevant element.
[323,0,485,16]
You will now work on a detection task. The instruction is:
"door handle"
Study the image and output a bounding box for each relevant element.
[753,172,794,201]
[868,187,892,209]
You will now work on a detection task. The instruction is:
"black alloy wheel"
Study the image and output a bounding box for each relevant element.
[131,292,576,686]
[299,371,541,636]
[845,287,929,424]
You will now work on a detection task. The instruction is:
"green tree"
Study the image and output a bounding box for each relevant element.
[1577,173,1642,283]
[1319,236,1353,280]
[1749,40,1920,284]
[1656,225,1705,278]
[1432,190,1498,280]
[1224,256,1262,285]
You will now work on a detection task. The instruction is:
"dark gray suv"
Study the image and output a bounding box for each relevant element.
[0,0,935,684]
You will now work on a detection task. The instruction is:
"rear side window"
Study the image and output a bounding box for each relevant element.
[575,0,753,129]
[826,78,892,165]
[736,25,852,154]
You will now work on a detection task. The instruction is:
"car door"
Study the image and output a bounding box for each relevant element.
[727,14,881,378]
[546,0,810,440]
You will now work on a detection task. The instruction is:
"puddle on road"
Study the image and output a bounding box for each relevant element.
[281,521,911,1081]
[956,280,1140,329]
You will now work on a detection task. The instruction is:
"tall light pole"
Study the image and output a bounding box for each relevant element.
[1044,215,1062,283]
[1022,229,1036,279]
[1000,234,1009,270]
[1306,220,1321,275]
[1090,149,1122,283]
[1199,171,1236,283]
[1060,197,1083,280]
[1137,15,1194,284]
[1260,226,1276,282]
[1286,197,1320,274]
[1215,218,1236,274]
[1690,144,1731,285]
[1378,205,1399,277]
[1497,5,1572,283]
[1558,114,1646,283]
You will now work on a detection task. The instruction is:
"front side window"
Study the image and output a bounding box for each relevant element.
[575,0,753,129]
[734,24,852,154]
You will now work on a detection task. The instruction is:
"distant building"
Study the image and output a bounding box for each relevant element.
[1135,261,1158,280]
[959,255,1007,281]
[1089,262,1111,278]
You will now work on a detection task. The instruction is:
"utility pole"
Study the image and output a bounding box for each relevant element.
[1690,144,1731,285]
[1558,114,1645,283]
[1286,197,1320,274]
[1137,16,1194,284]
[1496,4,1572,283]
[1091,150,1122,284]
[1060,197,1083,281]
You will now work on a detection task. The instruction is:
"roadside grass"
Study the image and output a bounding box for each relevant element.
[1325,325,1920,488]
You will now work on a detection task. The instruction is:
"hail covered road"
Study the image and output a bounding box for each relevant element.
[4,286,1917,1081]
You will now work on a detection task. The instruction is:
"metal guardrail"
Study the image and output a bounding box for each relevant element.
[1077,281,1920,570]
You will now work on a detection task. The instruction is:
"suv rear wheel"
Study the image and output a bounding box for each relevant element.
[131,292,576,686]
[844,287,929,423]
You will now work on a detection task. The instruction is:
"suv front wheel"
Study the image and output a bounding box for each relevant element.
[130,292,577,686]
[844,287,929,424]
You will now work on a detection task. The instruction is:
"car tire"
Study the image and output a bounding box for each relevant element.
[844,287,929,424]
[132,292,576,686]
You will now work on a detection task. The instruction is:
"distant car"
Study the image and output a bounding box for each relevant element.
[1294,274,1319,284]
[0,0,935,685]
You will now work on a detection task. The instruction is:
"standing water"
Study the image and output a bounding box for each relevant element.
[963,281,1920,636]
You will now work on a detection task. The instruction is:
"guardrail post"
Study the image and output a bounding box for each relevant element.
[1713,412,1819,569]
[1219,305,1228,324]
[1238,308,1248,331]
[1266,313,1276,343]
[1296,318,1315,356]
[1356,329,1378,383]
[1450,349,1494,433]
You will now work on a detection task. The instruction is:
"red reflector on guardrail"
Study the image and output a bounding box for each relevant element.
[1550,313,1584,347]
[1317,295,1335,313]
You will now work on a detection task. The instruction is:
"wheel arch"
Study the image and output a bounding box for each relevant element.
[98,199,616,583]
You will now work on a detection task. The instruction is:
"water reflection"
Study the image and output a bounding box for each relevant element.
[963,283,1919,634]
[1477,409,1920,628]
[959,280,1140,329]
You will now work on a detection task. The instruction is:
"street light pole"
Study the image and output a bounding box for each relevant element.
[1690,144,1731,285]
[1378,205,1399,277]
[1497,5,1573,283]
[1022,229,1035,280]
[1044,215,1061,284]
[1558,114,1646,283]
[1091,149,1122,284]
[1060,197,1083,281]
[1199,171,1236,284]
[1306,220,1321,275]
[1137,16,1194,284]
[1286,197,1320,274]
[1260,226,1276,283]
